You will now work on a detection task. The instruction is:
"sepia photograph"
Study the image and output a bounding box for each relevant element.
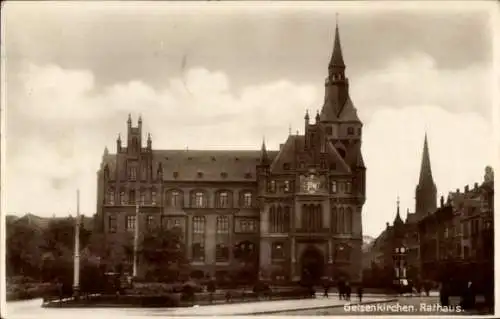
[2,1,497,318]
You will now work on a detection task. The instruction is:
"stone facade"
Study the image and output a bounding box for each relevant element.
[419,167,494,288]
[94,22,366,283]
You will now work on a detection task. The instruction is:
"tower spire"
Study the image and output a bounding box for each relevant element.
[419,132,434,185]
[329,15,345,71]
[415,132,437,217]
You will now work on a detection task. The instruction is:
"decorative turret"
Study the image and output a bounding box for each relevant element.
[393,196,404,226]
[116,134,122,153]
[260,138,270,166]
[304,109,310,125]
[147,133,152,150]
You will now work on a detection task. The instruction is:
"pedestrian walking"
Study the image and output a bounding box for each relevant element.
[323,280,330,298]
[439,282,449,307]
[346,282,351,301]
[357,285,363,303]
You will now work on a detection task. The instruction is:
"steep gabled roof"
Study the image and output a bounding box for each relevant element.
[102,150,279,182]
[337,96,361,122]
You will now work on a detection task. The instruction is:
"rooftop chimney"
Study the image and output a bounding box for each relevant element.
[474,182,478,189]
[456,188,460,194]
[440,196,444,207]
[465,185,469,192]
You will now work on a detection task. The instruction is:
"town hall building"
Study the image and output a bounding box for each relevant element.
[94,22,366,283]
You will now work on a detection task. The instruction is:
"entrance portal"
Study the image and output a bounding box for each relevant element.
[300,247,325,283]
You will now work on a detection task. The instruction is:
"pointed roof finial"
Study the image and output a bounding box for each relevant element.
[127,113,132,123]
[289,124,292,135]
[305,109,310,121]
[394,195,403,225]
[117,133,121,141]
[103,146,109,156]
[138,114,142,124]
[329,14,345,69]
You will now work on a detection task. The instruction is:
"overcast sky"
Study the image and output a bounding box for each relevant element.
[2,1,497,237]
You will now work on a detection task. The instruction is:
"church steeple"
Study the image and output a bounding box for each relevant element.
[415,132,437,217]
[418,133,434,185]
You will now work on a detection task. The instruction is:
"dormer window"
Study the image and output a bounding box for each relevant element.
[211,156,216,161]
[283,163,290,170]
[329,163,336,170]
[244,172,252,179]
[221,172,228,179]
[197,171,203,178]
[173,171,179,179]
[188,157,193,160]
[299,162,305,169]
[347,127,354,135]
[284,180,291,192]
[235,157,240,161]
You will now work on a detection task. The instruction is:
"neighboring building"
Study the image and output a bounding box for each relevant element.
[419,166,494,291]
[94,22,366,283]
[366,134,437,285]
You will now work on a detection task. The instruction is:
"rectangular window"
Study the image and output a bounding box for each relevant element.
[108,215,117,233]
[120,192,126,205]
[126,215,136,232]
[268,180,276,193]
[346,182,352,194]
[239,218,257,233]
[130,167,137,180]
[140,192,145,205]
[192,216,206,262]
[243,192,252,208]
[331,181,337,193]
[147,215,154,229]
[129,190,136,204]
[151,191,157,206]
[216,216,229,262]
[284,181,290,192]
[347,127,354,135]
[106,190,115,205]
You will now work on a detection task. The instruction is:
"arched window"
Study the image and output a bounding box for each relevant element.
[268,180,276,193]
[331,181,337,193]
[272,242,285,260]
[216,191,231,208]
[191,190,206,208]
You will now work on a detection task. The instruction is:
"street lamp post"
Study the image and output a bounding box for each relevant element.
[73,189,81,299]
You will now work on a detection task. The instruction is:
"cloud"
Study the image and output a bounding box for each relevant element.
[351,52,492,119]
[7,56,494,237]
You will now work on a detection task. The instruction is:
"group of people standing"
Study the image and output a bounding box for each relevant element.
[322,280,364,303]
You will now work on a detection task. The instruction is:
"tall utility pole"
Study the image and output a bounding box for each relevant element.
[73,189,81,298]
[133,203,139,277]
